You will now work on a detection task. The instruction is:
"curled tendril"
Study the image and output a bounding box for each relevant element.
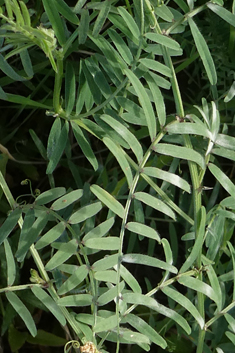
[34,189,40,197]
[21,179,30,186]
[64,340,80,353]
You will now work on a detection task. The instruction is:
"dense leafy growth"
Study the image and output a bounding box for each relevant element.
[0,1,235,353]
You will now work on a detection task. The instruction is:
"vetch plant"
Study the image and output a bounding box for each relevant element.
[0,1,235,353]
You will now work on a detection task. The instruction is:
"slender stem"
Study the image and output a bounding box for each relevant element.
[53,51,64,113]
[0,284,42,293]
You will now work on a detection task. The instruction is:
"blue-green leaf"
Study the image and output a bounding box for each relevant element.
[42,0,66,46]
[57,294,92,306]
[90,185,125,219]
[207,2,235,27]
[65,62,76,116]
[145,32,181,51]
[122,253,177,273]
[188,17,217,85]
[35,221,66,250]
[46,121,69,174]
[45,239,78,270]
[4,239,16,286]
[31,286,66,326]
[35,187,66,206]
[51,189,83,211]
[117,7,140,41]
[134,191,176,220]
[154,143,205,169]
[71,122,99,171]
[57,265,89,295]
[84,237,120,250]
[6,292,37,337]
[123,292,191,334]
[125,69,156,140]
[126,222,161,242]
[92,0,111,37]
[143,167,191,193]
[209,163,235,199]
[0,208,22,245]
[100,115,143,163]
[126,313,167,348]
[68,202,102,224]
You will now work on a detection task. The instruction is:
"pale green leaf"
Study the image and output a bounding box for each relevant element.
[134,191,176,220]
[188,17,217,85]
[65,62,76,116]
[84,237,120,250]
[202,257,223,311]
[165,122,210,138]
[92,0,111,37]
[103,137,133,188]
[35,187,66,206]
[117,7,140,40]
[42,0,66,45]
[71,122,99,171]
[126,222,161,242]
[94,270,118,284]
[68,202,102,224]
[46,121,69,174]
[126,313,167,348]
[209,163,235,199]
[57,265,89,295]
[143,167,191,193]
[180,206,206,273]
[92,254,119,271]
[0,208,22,245]
[31,286,66,326]
[123,292,191,334]
[155,4,173,21]
[45,239,78,270]
[108,28,133,65]
[90,184,125,219]
[100,114,143,163]
[178,276,218,304]
[139,58,172,77]
[154,143,205,169]
[94,314,118,333]
[83,217,115,241]
[161,286,204,329]
[57,294,92,306]
[116,264,142,293]
[35,222,66,250]
[4,239,16,286]
[145,32,181,51]
[124,69,156,140]
[98,281,125,306]
[215,134,235,150]
[6,292,37,337]
[207,2,235,27]
[51,189,83,211]
[145,72,166,126]
[122,253,177,273]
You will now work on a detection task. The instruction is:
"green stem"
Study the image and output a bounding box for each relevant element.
[53,52,64,113]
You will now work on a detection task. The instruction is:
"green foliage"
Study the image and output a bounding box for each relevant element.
[0,1,235,353]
